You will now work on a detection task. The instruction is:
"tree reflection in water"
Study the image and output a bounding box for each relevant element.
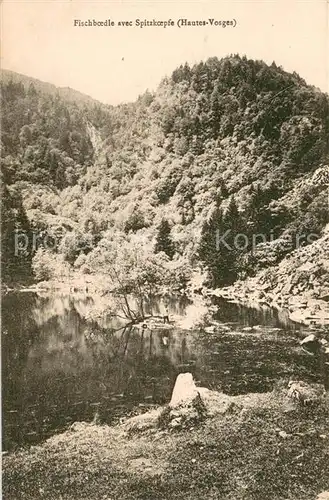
[2,291,321,452]
[2,292,194,451]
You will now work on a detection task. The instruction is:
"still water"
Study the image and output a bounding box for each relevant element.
[2,291,321,452]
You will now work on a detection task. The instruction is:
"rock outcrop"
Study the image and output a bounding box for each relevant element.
[124,373,236,434]
[213,226,329,326]
[300,334,328,356]
[287,380,326,405]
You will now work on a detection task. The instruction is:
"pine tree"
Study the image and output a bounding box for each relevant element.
[215,179,229,206]
[247,183,273,235]
[154,219,175,259]
[198,207,229,287]
[224,195,240,232]
[222,196,244,282]
[210,87,221,136]
[1,178,33,283]
[199,196,247,287]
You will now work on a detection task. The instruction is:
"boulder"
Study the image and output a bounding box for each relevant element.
[168,373,234,423]
[123,408,162,433]
[146,373,206,429]
[124,374,239,434]
[287,380,326,405]
[169,373,200,408]
[316,492,329,500]
[301,333,317,343]
[300,334,322,355]
[204,325,216,334]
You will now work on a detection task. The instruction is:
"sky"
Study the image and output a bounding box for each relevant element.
[1,0,328,104]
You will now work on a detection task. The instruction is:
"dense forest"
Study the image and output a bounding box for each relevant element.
[1,55,329,290]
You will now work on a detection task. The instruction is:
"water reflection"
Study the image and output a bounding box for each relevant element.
[212,296,298,329]
[1,291,323,451]
[2,292,195,451]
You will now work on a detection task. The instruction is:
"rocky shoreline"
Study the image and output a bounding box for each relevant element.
[211,279,329,327]
[207,227,329,327]
[6,278,329,330]
[4,242,329,330]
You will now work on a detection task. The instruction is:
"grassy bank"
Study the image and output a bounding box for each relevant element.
[3,385,329,500]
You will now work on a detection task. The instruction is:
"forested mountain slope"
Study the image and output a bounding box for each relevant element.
[1,56,328,290]
[1,69,102,106]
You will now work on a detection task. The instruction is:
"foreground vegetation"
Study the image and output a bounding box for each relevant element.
[3,384,329,500]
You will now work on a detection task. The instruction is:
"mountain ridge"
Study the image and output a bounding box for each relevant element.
[1,55,329,304]
[1,68,103,106]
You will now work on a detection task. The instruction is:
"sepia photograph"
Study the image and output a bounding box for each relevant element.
[1,0,329,498]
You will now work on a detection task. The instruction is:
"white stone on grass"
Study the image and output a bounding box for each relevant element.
[169,373,199,408]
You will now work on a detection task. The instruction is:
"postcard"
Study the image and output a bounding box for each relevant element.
[1,1,329,498]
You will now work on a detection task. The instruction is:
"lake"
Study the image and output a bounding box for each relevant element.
[2,291,324,452]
